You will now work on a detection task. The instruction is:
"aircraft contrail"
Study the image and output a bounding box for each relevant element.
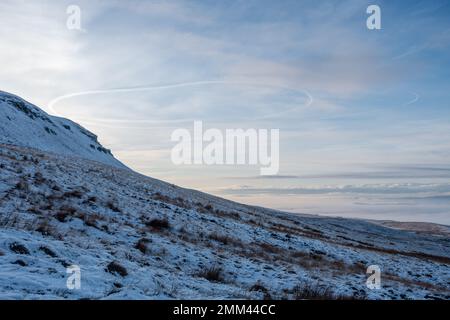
[47,80,313,127]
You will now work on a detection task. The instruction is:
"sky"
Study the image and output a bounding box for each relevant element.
[1,0,450,224]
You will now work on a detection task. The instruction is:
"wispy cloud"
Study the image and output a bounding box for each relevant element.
[221,182,450,196]
[227,164,450,180]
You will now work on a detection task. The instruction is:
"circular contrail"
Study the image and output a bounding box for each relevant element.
[47,80,313,127]
[403,92,419,106]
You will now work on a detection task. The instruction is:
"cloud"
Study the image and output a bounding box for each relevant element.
[221,182,450,196]
[0,1,86,100]
[230,164,450,180]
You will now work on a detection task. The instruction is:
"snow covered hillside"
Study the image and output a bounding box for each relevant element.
[0,92,448,299]
[0,144,449,299]
[0,91,124,169]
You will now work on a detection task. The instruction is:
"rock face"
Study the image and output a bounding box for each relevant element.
[0,91,125,169]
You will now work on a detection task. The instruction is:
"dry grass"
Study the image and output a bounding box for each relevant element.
[106,200,121,213]
[145,218,170,231]
[208,232,243,247]
[135,238,150,254]
[81,213,103,228]
[39,245,57,258]
[63,189,84,199]
[55,205,77,222]
[384,272,447,292]
[249,282,272,299]
[9,242,30,255]
[196,265,224,283]
[291,281,359,300]
[106,261,128,277]
[35,219,53,235]
[351,244,450,264]
[152,192,191,209]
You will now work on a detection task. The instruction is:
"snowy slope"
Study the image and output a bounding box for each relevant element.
[0,144,449,300]
[0,91,125,169]
[0,92,449,300]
